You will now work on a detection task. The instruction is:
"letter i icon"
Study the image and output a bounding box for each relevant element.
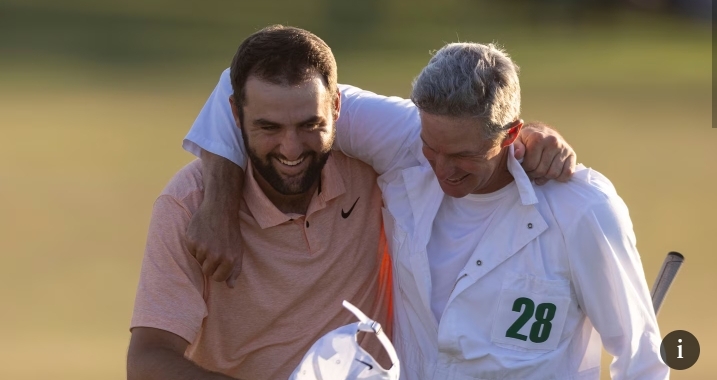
[660,330,699,370]
[677,339,683,359]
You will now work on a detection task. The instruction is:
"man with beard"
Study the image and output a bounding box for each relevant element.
[127,26,394,380]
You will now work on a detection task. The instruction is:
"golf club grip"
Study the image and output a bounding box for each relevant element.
[650,251,685,315]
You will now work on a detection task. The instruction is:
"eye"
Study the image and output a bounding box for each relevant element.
[260,125,280,131]
[303,122,324,130]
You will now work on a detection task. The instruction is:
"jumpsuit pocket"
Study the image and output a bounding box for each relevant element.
[490,272,572,353]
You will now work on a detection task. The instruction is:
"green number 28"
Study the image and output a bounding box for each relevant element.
[505,297,556,343]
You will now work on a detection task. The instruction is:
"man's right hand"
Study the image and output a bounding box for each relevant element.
[186,150,245,288]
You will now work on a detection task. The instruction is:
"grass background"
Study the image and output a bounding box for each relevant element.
[0,0,712,378]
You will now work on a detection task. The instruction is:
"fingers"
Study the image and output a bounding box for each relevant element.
[557,154,576,182]
[530,153,558,181]
[192,247,207,266]
[521,145,542,174]
[195,248,242,288]
[532,154,561,186]
[545,153,564,180]
[201,258,221,278]
[521,135,559,176]
[186,218,204,262]
[532,152,576,185]
[185,201,244,289]
[225,263,242,289]
[527,135,559,178]
[531,176,544,185]
[211,260,235,283]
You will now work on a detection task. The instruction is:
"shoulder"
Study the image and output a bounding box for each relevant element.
[535,165,631,228]
[330,150,379,183]
[157,159,205,216]
[541,165,617,200]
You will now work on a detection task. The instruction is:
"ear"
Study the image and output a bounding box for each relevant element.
[333,88,341,121]
[501,119,524,147]
[229,95,243,129]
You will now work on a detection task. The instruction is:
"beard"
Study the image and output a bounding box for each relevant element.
[242,128,333,196]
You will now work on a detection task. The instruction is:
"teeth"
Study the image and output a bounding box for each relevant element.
[277,157,304,166]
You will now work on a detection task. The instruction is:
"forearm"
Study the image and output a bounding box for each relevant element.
[128,347,239,380]
[186,149,246,285]
[200,149,244,210]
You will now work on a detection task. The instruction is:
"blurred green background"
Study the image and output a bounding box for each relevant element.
[0,0,712,378]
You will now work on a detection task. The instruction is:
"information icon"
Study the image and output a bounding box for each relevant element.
[660,330,699,370]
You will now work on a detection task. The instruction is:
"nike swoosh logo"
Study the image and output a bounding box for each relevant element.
[341,197,360,219]
[355,359,373,370]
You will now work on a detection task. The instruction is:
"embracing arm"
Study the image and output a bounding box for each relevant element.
[183,69,246,287]
[335,87,577,180]
[127,328,238,380]
[567,193,668,379]
[185,150,245,288]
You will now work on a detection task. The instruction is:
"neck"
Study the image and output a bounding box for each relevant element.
[472,147,515,194]
[253,168,320,215]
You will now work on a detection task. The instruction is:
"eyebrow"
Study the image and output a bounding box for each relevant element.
[420,134,482,157]
[252,115,326,127]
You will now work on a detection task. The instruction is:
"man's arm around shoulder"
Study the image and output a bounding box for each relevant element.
[186,150,245,288]
[127,327,239,380]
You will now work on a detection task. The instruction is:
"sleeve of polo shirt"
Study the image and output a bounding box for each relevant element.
[334,84,422,175]
[566,195,669,379]
[183,68,248,169]
[130,194,208,344]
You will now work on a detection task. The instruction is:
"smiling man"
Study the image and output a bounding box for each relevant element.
[184,39,668,379]
[127,26,394,380]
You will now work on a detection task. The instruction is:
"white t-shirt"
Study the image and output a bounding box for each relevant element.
[427,182,517,322]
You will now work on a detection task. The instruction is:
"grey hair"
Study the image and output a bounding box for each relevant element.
[410,42,521,139]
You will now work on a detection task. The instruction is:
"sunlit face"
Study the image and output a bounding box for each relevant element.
[420,112,514,197]
[234,74,338,195]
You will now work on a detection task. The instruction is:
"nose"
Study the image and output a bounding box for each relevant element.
[279,128,304,160]
[433,154,454,181]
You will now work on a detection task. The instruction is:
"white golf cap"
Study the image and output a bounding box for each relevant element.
[289,300,400,380]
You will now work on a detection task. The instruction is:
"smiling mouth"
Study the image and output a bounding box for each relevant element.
[445,173,469,184]
[276,156,305,167]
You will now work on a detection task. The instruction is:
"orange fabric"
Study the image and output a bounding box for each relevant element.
[131,152,392,380]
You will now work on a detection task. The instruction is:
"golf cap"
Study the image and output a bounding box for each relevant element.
[289,300,400,380]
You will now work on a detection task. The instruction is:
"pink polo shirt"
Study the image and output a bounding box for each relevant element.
[130,152,392,379]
